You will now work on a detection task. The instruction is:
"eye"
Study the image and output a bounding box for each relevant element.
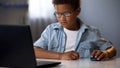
[64,12,71,16]
[57,13,62,15]
[54,12,62,17]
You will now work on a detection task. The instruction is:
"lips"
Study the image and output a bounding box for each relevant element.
[61,22,67,24]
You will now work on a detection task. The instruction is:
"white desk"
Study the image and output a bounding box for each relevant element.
[37,58,120,68]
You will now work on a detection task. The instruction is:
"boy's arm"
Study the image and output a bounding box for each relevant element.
[34,46,79,60]
[91,46,117,60]
[34,46,60,59]
[103,46,116,58]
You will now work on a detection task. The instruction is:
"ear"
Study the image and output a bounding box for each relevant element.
[76,8,81,15]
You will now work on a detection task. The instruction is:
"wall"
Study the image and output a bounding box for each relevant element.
[0,0,28,25]
[80,0,120,57]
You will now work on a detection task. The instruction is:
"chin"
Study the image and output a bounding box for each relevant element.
[62,25,68,28]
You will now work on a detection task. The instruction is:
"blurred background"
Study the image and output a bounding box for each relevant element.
[0,0,120,57]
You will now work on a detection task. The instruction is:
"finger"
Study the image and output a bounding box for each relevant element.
[97,53,105,60]
[71,54,79,60]
[91,50,97,57]
[69,51,79,60]
[71,52,79,59]
[70,54,76,60]
[94,50,103,58]
[63,51,77,60]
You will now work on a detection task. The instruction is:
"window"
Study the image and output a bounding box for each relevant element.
[28,0,54,19]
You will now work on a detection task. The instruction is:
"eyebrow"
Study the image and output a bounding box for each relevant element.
[55,9,73,13]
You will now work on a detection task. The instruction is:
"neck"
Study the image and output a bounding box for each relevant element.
[66,22,80,31]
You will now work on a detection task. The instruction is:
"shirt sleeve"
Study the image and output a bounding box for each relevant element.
[33,25,51,50]
[90,27,112,50]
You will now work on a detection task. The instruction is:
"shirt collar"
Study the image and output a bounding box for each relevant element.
[53,23,62,30]
[79,22,88,33]
[53,18,88,31]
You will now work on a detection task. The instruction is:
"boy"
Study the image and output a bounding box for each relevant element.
[34,0,116,60]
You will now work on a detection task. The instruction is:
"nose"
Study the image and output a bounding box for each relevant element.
[60,15,66,21]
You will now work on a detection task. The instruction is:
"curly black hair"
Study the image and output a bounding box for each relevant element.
[52,0,80,10]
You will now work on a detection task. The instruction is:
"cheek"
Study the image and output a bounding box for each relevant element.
[66,17,75,22]
[56,18,61,22]
[66,18,72,22]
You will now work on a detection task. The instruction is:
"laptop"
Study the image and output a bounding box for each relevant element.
[0,25,61,68]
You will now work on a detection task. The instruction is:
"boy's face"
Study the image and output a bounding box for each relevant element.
[54,4,80,30]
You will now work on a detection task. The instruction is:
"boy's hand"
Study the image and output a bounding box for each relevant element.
[59,51,79,60]
[91,50,107,60]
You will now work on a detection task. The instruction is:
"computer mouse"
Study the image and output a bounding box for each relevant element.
[90,56,100,61]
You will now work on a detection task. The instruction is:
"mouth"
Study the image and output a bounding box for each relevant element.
[61,22,67,24]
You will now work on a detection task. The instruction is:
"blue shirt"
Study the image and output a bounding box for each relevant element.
[34,19,112,58]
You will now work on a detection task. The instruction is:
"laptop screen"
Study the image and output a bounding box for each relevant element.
[0,25,37,68]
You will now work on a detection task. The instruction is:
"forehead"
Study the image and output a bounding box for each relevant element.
[54,4,73,12]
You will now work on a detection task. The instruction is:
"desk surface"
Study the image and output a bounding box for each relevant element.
[37,58,120,68]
